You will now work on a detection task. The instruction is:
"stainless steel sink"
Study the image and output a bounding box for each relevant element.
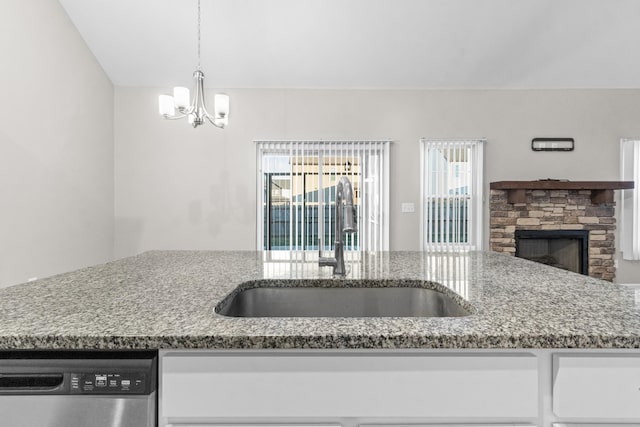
[215,281,471,318]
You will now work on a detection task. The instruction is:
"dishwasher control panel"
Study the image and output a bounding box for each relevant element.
[70,372,147,394]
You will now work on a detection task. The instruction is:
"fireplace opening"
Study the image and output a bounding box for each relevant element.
[515,230,589,275]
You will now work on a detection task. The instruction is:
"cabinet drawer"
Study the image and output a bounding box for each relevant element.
[553,355,640,418]
[161,352,538,419]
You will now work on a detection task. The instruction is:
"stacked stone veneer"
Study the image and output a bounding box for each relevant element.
[490,189,616,281]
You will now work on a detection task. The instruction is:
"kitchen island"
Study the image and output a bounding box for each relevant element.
[0,250,638,349]
[2,251,640,426]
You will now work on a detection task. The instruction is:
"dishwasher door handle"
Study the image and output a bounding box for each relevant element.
[0,373,64,390]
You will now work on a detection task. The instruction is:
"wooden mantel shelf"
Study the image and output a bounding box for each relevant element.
[490,180,634,204]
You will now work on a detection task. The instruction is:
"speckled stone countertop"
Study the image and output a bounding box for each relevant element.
[0,250,639,349]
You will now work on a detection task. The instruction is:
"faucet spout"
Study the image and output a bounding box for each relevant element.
[319,176,357,277]
[342,204,356,233]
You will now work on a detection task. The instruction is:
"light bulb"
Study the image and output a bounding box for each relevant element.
[214,93,230,120]
[173,87,190,109]
[159,95,175,116]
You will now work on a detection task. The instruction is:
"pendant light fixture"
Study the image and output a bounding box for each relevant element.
[158,0,229,129]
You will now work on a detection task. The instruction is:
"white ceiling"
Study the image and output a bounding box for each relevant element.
[58,0,640,89]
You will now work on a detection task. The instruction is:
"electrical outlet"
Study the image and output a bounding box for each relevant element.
[401,202,415,213]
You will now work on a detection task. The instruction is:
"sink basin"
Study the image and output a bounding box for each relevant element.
[215,281,471,318]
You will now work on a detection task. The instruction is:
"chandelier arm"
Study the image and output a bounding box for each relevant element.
[204,115,225,129]
[162,113,190,120]
[162,101,196,120]
[180,105,196,115]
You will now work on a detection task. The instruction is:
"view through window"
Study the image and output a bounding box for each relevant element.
[256,141,390,252]
[421,139,485,251]
[621,138,640,260]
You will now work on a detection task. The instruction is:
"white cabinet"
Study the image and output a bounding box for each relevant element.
[553,424,640,427]
[166,425,534,427]
[167,425,340,427]
[362,425,534,427]
[553,354,640,419]
[160,351,538,421]
[158,348,640,426]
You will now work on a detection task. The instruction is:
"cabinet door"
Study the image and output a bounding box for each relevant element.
[553,424,640,427]
[362,424,535,427]
[161,352,538,419]
[168,425,340,427]
[553,355,640,418]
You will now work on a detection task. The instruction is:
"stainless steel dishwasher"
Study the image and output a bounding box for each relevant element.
[0,350,157,427]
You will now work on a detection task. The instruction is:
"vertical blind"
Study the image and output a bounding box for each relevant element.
[621,139,640,260]
[421,252,471,300]
[420,139,485,251]
[256,140,390,252]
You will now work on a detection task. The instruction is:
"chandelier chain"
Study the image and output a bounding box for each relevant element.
[197,0,201,70]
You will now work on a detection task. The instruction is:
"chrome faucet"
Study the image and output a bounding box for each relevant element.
[319,176,357,277]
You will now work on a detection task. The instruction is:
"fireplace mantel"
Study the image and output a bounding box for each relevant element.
[490,180,634,204]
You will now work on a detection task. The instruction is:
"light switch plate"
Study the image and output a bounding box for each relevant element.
[401,202,415,213]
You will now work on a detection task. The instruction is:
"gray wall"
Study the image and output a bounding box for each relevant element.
[115,87,640,282]
[0,0,114,288]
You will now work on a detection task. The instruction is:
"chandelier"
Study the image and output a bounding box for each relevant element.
[158,0,229,129]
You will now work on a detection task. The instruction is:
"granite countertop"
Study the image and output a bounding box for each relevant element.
[0,250,638,349]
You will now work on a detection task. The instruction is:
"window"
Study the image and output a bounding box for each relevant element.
[256,140,390,252]
[420,139,485,251]
[621,138,640,260]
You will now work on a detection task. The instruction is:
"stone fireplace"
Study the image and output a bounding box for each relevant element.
[490,180,633,282]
